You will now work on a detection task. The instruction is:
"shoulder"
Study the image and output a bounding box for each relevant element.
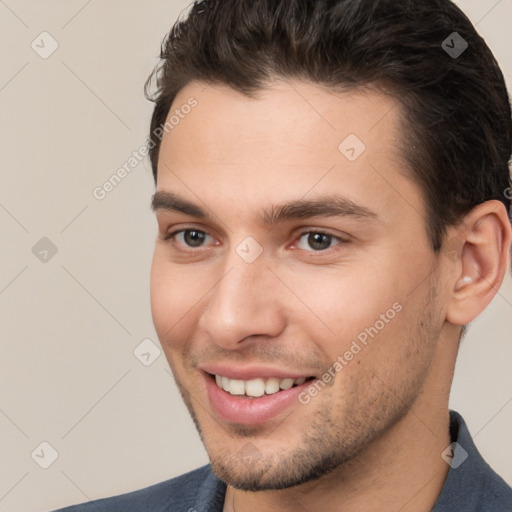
[52,464,226,512]
[433,411,512,511]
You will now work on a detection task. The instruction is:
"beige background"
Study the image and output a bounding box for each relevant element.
[0,1,511,511]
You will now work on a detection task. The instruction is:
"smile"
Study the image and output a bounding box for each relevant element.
[201,370,317,424]
[214,375,310,397]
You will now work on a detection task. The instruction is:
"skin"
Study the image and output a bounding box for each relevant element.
[150,80,512,512]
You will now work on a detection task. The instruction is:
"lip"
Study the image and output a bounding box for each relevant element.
[202,370,315,425]
[200,364,313,381]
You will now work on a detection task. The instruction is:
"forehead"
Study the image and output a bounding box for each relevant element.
[156,80,423,228]
[162,79,402,163]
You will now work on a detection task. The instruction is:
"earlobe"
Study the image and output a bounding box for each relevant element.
[445,200,512,326]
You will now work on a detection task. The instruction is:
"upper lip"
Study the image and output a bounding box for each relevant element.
[200,364,314,381]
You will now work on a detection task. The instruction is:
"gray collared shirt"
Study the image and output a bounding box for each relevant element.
[53,411,512,511]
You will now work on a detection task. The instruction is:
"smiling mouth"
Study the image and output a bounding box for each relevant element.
[209,373,316,398]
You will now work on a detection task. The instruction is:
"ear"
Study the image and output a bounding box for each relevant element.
[445,200,512,326]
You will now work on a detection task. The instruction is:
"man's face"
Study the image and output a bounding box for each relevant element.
[150,80,447,490]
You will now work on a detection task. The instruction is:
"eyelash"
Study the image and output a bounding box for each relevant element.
[163,229,216,249]
[162,228,345,253]
[293,230,344,252]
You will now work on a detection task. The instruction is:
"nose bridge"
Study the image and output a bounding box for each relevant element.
[226,254,259,295]
[212,250,270,322]
[198,248,283,347]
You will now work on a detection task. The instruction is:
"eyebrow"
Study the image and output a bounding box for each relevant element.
[261,196,378,224]
[151,191,379,225]
[151,191,207,218]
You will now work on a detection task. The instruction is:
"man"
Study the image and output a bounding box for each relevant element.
[55,0,512,510]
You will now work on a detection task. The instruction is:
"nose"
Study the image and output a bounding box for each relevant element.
[198,252,286,350]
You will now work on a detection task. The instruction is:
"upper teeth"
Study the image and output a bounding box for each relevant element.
[215,375,307,397]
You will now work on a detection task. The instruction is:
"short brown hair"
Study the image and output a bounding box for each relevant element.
[145,0,512,251]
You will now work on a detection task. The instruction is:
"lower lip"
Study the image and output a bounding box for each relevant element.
[203,373,314,425]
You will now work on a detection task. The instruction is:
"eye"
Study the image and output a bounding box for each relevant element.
[166,229,214,248]
[296,231,343,251]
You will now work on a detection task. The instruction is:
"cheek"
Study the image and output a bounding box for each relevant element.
[149,256,204,346]
[284,265,403,348]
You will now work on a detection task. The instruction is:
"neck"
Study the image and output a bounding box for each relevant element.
[223,406,451,512]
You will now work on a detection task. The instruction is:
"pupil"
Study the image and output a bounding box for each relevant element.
[185,230,205,247]
[308,233,331,250]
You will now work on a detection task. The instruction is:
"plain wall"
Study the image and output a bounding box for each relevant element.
[0,1,510,511]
